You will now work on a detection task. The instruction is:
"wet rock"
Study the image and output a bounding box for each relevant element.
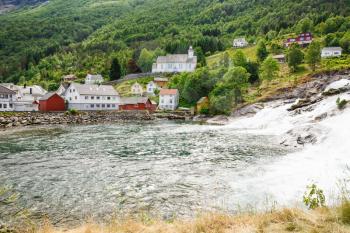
[231,103,264,117]
[323,79,350,96]
[287,97,323,111]
[280,125,325,148]
[314,113,328,122]
[207,115,229,125]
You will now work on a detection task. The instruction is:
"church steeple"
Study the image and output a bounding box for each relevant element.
[188,46,194,58]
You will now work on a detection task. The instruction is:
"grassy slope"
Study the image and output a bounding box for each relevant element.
[25,207,350,233]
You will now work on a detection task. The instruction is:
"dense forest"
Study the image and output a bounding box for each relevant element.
[0,0,350,88]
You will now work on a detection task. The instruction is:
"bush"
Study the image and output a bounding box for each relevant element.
[303,184,325,210]
[336,97,348,110]
[199,107,209,115]
[67,109,79,115]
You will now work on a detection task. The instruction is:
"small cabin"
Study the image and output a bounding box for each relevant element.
[272,54,286,63]
[196,97,209,114]
[39,93,66,112]
[321,47,342,58]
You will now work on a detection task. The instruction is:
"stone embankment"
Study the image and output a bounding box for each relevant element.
[0,111,155,129]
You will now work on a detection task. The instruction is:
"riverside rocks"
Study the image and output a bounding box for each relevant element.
[0,111,155,129]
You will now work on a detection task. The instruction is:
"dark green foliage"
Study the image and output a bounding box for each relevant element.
[303,184,326,210]
[287,45,304,72]
[127,59,142,74]
[306,42,321,71]
[336,97,348,110]
[48,83,60,91]
[194,47,207,67]
[256,40,268,62]
[109,57,122,81]
[199,107,210,115]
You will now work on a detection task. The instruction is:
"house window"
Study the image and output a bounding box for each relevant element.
[0,104,2,108]
[73,89,75,92]
[112,104,116,108]
[91,96,95,100]
[107,104,110,108]
[4,94,8,99]
[3,104,7,109]
[96,104,100,107]
[85,96,88,100]
[9,104,13,108]
[161,99,164,103]
[75,96,77,100]
[102,104,105,108]
[90,104,94,108]
[97,96,100,100]
[107,97,111,100]
[70,89,72,93]
[70,97,72,101]
[112,97,116,100]
[170,99,173,104]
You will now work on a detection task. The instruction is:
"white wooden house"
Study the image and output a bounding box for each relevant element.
[152,46,197,73]
[131,82,144,96]
[321,47,342,58]
[85,74,104,85]
[0,85,16,112]
[3,84,46,111]
[159,89,179,110]
[146,81,158,95]
[64,83,120,111]
[233,38,248,48]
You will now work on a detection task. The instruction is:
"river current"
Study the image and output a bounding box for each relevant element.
[0,121,292,224]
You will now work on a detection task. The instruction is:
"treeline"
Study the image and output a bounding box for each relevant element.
[0,0,350,86]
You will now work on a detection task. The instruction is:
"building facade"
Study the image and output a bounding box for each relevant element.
[64,83,120,111]
[85,74,104,85]
[284,33,313,47]
[39,93,66,112]
[152,47,197,73]
[131,82,144,95]
[321,47,343,58]
[159,89,179,110]
[146,81,158,95]
[0,85,16,112]
[119,97,156,111]
[233,38,248,48]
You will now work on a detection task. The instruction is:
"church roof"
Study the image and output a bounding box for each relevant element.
[156,54,197,64]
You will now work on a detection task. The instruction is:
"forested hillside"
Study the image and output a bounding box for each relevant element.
[0,0,350,87]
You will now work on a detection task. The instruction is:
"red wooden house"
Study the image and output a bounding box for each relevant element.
[119,97,157,112]
[39,93,66,112]
[284,33,313,47]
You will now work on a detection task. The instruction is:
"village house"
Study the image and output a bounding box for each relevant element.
[272,54,286,63]
[284,33,313,47]
[233,38,248,48]
[56,83,70,96]
[85,74,104,85]
[196,97,209,114]
[0,85,16,112]
[3,84,47,111]
[62,74,78,83]
[39,93,66,112]
[131,82,144,96]
[152,46,197,73]
[159,89,179,110]
[119,97,157,112]
[321,47,343,58]
[146,81,158,95]
[154,77,168,88]
[64,83,120,111]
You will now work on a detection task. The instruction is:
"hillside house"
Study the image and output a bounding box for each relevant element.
[146,81,158,95]
[159,89,179,110]
[284,33,313,47]
[85,74,104,85]
[321,47,342,58]
[62,74,78,83]
[154,77,168,88]
[119,97,156,111]
[152,46,197,73]
[233,38,248,48]
[131,82,144,95]
[0,85,15,112]
[272,54,286,63]
[64,83,120,111]
[39,93,66,112]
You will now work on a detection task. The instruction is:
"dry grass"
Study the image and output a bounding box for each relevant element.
[22,208,350,233]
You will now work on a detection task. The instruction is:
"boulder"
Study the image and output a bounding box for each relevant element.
[206,115,229,125]
[231,103,264,117]
[323,79,350,96]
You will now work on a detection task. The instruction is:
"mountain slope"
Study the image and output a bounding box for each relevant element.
[0,0,349,85]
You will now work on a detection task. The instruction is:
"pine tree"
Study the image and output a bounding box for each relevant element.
[109,57,122,80]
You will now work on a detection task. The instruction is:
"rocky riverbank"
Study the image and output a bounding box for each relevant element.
[0,111,155,129]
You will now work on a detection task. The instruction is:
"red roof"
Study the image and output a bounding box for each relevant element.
[159,89,178,95]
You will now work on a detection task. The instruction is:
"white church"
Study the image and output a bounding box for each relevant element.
[152,46,197,73]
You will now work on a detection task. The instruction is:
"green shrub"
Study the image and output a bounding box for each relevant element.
[199,107,210,115]
[303,184,325,210]
[66,109,79,115]
[336,97,348,110]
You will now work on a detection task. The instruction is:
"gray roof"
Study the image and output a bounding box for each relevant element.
[154,77,168,82]
[272,54,286,59]
[86,74,103,81]
[156,54,197,64]
[0,85,16,94]
[72,83,119,96]
[322,47,343,51]
[120,97,150,105]
[40,92,59,101]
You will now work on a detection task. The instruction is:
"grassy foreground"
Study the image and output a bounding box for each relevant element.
[24,207,350,233]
